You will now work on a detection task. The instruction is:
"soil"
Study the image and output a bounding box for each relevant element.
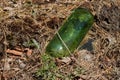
[0,0,120,80]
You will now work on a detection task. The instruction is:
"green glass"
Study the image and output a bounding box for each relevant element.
[46,7,94,57]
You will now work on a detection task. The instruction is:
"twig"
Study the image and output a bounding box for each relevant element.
[56,32,72,55]
[2,26,9,79]
[54,19,72,55]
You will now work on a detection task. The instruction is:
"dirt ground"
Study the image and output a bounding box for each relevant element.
[0,0,120,80]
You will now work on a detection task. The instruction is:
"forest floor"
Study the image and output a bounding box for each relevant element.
[0,0,120,80]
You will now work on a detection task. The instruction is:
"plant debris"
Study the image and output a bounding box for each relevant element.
[0,0,120,80]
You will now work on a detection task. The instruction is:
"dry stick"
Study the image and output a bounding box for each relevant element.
[56,31,72,55]
[2,28,7,55]
[54,19,72,55]
[2,27,9,79]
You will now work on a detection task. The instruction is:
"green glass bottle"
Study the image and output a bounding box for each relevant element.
[46,7,94,57]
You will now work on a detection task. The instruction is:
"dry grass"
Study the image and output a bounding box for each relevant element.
[0,0,120,80]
